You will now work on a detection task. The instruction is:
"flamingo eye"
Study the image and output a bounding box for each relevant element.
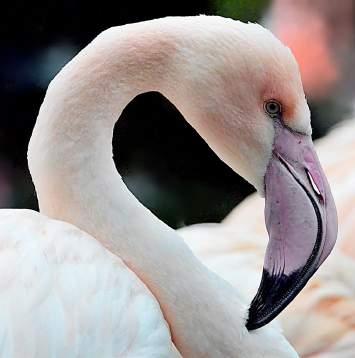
[264,100,282,118]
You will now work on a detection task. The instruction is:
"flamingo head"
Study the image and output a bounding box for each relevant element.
[172,18,338,330]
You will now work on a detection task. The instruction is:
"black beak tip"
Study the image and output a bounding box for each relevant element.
[246,267,310,331]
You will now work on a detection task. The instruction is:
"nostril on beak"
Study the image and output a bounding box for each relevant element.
[306,168,323,201]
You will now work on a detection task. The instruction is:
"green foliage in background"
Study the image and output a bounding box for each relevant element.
[211,0,270,22]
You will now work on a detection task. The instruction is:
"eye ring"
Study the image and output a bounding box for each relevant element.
[264,100,282,118]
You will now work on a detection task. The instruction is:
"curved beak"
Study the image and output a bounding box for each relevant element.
[246,121,338,330]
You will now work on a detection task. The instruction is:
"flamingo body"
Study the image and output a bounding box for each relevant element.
[0,210,299,357]
[0,210,176,357]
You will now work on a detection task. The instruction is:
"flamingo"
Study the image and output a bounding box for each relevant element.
[1,16,337,357]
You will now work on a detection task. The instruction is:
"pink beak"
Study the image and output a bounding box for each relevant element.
[246,121,338,330]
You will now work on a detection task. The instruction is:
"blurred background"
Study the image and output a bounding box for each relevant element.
[1,0,354,228]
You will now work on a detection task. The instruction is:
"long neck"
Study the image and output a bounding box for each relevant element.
[28,18,250,356]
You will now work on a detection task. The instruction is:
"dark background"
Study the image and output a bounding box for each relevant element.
[1,0,351,228]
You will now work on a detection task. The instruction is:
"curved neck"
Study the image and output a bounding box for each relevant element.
[28,18,253,356]
[30,20,181,244]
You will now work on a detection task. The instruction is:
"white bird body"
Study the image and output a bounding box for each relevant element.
[0,209,177,357]
[0,210,296,358]
[0,15,337,357]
